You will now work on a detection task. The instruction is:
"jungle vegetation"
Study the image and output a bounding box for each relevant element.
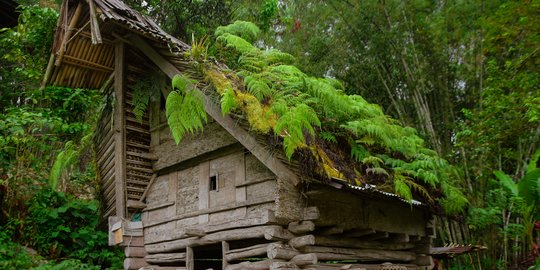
[0,0,539,269]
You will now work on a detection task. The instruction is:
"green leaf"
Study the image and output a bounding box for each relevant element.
[494,170,518,197]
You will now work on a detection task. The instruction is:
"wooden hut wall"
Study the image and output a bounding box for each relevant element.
[95,85,116,217]
[124,52,153,204]
[142,113,279,248]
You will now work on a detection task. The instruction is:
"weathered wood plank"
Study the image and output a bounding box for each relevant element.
[186,247,194,270]
[270,261,300,270]
[144,252,186,264]
[264,227,295,241]
[290,253,317,267]
[289,235,415,250]
[145,225,282,253]
[288,221,315,235]
[124,246,147,258]
[267,243,300,260]
[299,246,416,262]
[124,258,148,270]
[113,40,126,218]
[143,196,275,229]
[225,259,277,270]
[225,243,269,262]
[222,241,229,269]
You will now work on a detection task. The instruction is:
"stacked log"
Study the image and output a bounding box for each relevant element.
[143,206,431,270]
[224,206,426,270]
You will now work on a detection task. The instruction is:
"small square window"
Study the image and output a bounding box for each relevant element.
[209,175,218,191]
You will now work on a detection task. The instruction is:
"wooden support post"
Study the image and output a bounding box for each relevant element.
[113,40,126,218]
[222,241,229,270]
[186,246,194,270]
[87,0,102,44]
[55,2,83,66]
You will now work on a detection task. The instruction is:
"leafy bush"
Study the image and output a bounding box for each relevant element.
[22,189,123,268]
[0,230,39,269]
[33,259,100,270]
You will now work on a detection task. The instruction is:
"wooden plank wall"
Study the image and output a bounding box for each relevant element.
[142,120,280,257]
[124,62,153,204]
[95,86,116,218]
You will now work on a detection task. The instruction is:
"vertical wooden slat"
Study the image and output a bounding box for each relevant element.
[222,241,229,269]
[186,246,194,270]
[198,161,210,224]
[114,40,126,218]
[149,98,160,148]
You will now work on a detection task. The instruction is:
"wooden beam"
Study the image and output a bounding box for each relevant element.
[127,34,300,186]
[87,0,102,44]
[55,1,83,66]
[222,241,229,269]
[114,40,126,218]
[186,246,194,270]
[139,174,156,202]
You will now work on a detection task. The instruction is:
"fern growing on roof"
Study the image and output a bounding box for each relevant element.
[166,75,207,144]
[164,21,469,213]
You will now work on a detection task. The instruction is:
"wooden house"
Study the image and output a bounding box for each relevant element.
[44,0,436,269]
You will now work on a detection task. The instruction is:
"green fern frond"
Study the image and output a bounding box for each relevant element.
[262,49,295,65]
[172,74,197,93]
[366,167,389,176]
[216,33,257,54]
[215,21,260,43]
[403,177,434,202]
[494,170,518,197]
[244,74,272,100]
[439,181,468,214]
[351,142,370,162]
[320,131,337,143]
[220,87,236,116]
[394,174,413,203]
[131,71,163,122]
[361,155,384,167]
[166,76,207,144]
[274,103,321,159]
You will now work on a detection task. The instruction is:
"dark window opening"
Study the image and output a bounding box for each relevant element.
[209,175,218,191]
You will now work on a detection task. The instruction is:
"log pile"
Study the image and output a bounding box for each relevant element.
[140,206,433,270]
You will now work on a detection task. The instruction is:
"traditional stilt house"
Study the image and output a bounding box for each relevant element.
[43,1,445,269]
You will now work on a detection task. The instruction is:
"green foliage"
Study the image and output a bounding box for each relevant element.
[124,0,233,40]
[215,21,261,43]
[210,21,467,211]
[0,230,39,269]
[0,5,58,107]
[131,72,163,122]
[33,259,100,270]
[23,189,122,267]
[274,104,321,159]
[166,75,207,144]
[220,86,236,115]
[258,0,278,32]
